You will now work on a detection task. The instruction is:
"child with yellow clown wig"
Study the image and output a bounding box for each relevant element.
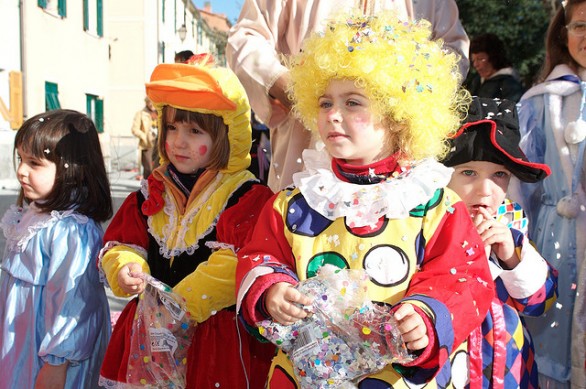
[290,11,469,162]
[235,10,494,389]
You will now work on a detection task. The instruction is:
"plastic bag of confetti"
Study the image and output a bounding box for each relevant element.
[257,265,413,388]
[126,273,195,388]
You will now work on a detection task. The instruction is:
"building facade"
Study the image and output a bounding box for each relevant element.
[0,0,230,176]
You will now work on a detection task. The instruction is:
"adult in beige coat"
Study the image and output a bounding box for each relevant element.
[227,0,470,191]
[130,97,157,179]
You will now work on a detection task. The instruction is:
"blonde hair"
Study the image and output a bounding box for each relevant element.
[289,11,470,160]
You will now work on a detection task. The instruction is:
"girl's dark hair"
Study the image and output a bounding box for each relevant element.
[159,106,230,170]
[470,33,511,70]
[540,0,586,81]
[14,109,113,222]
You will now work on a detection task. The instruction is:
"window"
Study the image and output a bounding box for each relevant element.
[197,23,202,46]
[83,0,103,37]
[86,94,104,133]
[45,82,61,111]
[38,0,66,18]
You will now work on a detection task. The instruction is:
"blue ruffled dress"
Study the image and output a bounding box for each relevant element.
[0,203,110,388]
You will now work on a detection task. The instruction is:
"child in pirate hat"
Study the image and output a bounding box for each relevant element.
[443,96,558,388]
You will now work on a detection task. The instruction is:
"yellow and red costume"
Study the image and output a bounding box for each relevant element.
[237,147,495,388]
[99,61,275,388]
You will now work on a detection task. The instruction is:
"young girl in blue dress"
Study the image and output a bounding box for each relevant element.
[0,109,113,388]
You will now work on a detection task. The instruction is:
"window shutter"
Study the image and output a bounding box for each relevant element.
[45,82,61,111]
[83,0,89,31]
[97,0,103,37]
[58,0,66,17]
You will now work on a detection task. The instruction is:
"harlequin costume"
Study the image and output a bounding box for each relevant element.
[443,97,558,388]
[98,60,275,388]
[235,143,495,388]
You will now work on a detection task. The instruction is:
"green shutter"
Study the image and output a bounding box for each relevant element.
[97,0,103,37]
[95,98,104,133]
[86,94,104,133]
[38,0,47,9]
[83,0,89,31]
[58,0,66,17]
[45,82,61,111]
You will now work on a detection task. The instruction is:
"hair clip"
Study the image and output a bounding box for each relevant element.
[44,149,50,155]
[39,118,45,122]
[64,163,69,169]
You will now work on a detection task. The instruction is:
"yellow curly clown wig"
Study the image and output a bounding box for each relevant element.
[289,11,470,161]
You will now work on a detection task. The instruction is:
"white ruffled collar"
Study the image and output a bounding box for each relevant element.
[292,146,453,228]
[1,203,88,253]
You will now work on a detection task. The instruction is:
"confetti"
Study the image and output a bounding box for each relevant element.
[257,266,413,387]
[126,273,195,387]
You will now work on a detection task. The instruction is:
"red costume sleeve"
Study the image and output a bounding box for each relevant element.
[236,193,300,325]
[215,184,275,249]
[103,191,150,249]
[400,200,494,369]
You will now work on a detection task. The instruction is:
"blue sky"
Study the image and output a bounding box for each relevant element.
[192,0,243,24]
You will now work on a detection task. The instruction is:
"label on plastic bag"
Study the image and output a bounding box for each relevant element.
[291,323,319,360]
[149,327,179,354]
[160,294,185,321]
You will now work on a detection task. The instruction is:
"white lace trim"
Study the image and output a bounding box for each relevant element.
[147,174,223,259]
[205,241,236,253]
[139,178,149,199]
[292,147,453,228]
[0,204,88,253]
[98,375,148,389]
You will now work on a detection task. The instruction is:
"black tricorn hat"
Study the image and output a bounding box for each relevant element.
[442,97,550,183]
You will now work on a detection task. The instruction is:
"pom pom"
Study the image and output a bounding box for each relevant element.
[141,175,165,216]
[564,120,586,144]
[557,194,580,218]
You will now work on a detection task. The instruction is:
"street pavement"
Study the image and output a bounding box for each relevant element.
[0,166,142,316]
